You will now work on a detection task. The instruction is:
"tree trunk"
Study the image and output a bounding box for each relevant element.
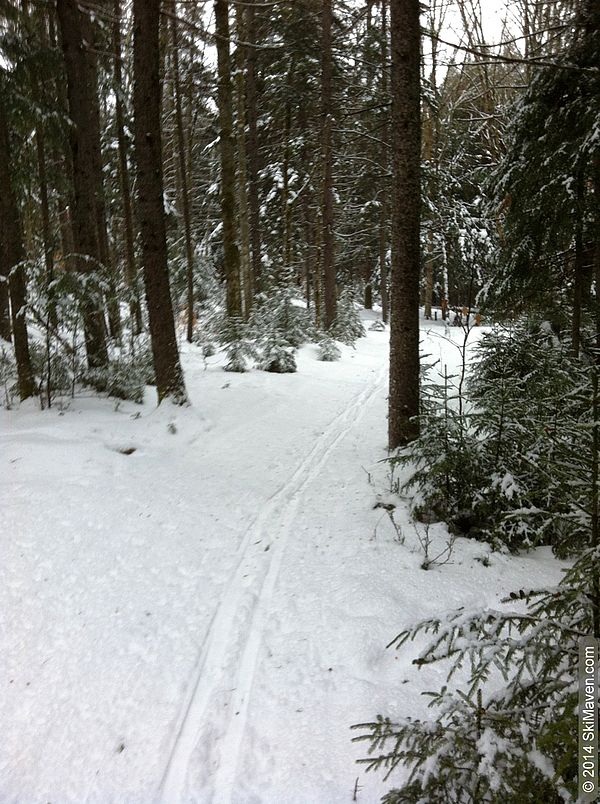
[0,95,35,400]
[215,0,242,318]
[82,6,121,342]
[56,0,109,369]
[282,96,292,280]
[170,6,196,342]
[0,262,10,341]
[235,3,253,319]
[299,105,313,309]
[246,0,262,295]
[388,0,421,449]
[379,0,389,324]
[321,0,337,330]
[133,0,187,404]
[314,210,323,328]
[364,258,373,309]
[592,152,600,638]
[36,128,58,329]
[48,8,77,281]
[114,0,142,334]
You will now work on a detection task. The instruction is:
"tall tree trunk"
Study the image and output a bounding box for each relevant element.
[36,128,58,329]
[48,6,77,279]
[388,0,421,449]
[321,0,337,330]
[314,210,323,327]
[591,152,600,638]
[364,257,373,309]
[379,0,389,324]
[215,0,242,318]
[133,0,187,404]
[282,96,292,279]
[114,0,142,334]
[0,261,10,341]
[0,96,35,400]
[82,6,121,342]
[56,0,109,369]
[170,6,196,342]
[299,105,313,308]
[235,2,253,319]
[0,284,10,341]
[246,0,262,295]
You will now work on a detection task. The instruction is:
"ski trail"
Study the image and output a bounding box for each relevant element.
[157,365,387,804]
[209,364,387,804]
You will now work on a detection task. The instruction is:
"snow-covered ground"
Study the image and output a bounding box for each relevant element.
[0,313,565,803]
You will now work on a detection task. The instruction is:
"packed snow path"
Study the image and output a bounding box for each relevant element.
[159,361,387,803]
[1,317,565,803]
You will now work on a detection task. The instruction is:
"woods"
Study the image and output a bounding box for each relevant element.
[1,0,599,801]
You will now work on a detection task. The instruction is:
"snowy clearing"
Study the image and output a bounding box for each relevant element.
[1,315,565,803]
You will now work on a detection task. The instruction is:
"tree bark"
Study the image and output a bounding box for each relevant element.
[0,96,36,400]
[235,3,253,318]
[388,0,421,449]
[299,104,313,309]
[592,151,600,638]
[133,0,187,404]
[0,260,10,341]
[245,0,262,295]
[379,0,389,324]
[215,0,242,318]
[56,0,109,369]
[170,6,196,341]
[282,96,292,279]
[321,0,337,330]
[82,5,121,341]
[35,128,58,329]
[114,0,142,334]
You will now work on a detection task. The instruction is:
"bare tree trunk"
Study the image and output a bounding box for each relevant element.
[592,153,600,638]
[364,257,373,309]
[114,0,142,334]
[82,6,121,342]
[0,277,10,341]
[47,7,77,282]
[299,105,313,308]
[304,201,313,308]
[388,0,421,449]
[282,97,292,279]
[170,6,196,342]
[35,128,59,329]
[58,205,75,267]
[314,210,323,328]
[235,3,253,319]
[379,0,389,324]
[215,0,242,318]
[246,0,262,295]
[56,0,109,369]
[133,0,187,404]
[0,96,35,400]
[321,0,337,330]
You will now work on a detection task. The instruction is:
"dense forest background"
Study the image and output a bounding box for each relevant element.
[1,0,595,419]
[1,0,600,801]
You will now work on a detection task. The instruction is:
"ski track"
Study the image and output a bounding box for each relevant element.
[157,363,387,804]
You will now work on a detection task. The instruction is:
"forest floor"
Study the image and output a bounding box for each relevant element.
[1,311,565,804]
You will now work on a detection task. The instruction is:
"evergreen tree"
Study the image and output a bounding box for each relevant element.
[132,0,187,404]
[388,0,421,448]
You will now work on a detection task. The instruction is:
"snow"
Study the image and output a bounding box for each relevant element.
[0,313,565,803]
